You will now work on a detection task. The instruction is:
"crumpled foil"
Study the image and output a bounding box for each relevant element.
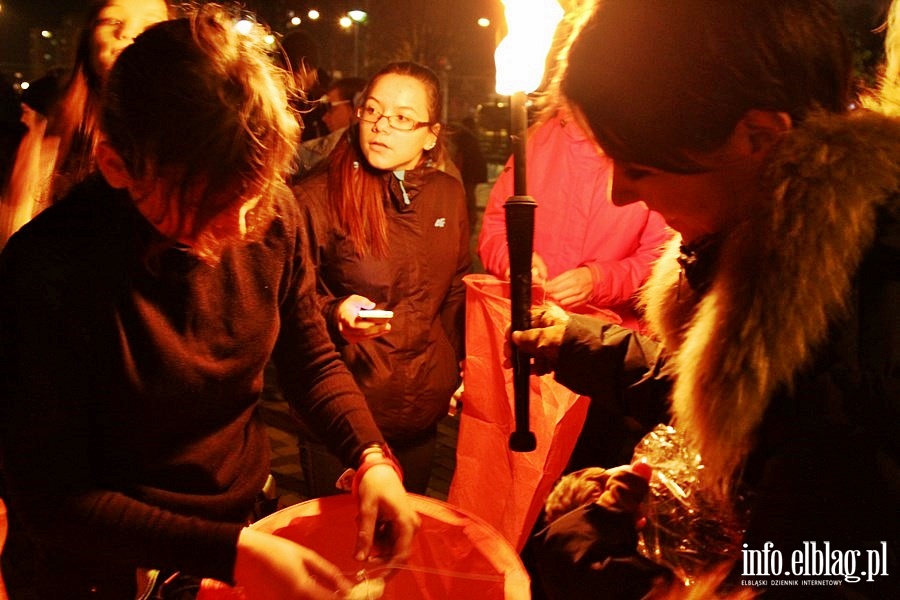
[632,424,745,585]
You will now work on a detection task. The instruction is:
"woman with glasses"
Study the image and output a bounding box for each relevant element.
[293,62,471,498]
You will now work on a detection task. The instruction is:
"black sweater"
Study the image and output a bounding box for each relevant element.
[0,175,383,594]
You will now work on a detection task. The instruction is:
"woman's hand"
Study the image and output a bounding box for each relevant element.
[354,455,421,565]
[546,266,595,308]
[510,303,571,375]
[595,461,652,521]
[503,252,550,286]
[336,295,392,344]
[234,528,354,600]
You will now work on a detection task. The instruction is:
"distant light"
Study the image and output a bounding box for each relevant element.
[339,15,352,29]
[234,19,253,35]
[290,16,301,26]
[348,10,367,23]
[20,81,30,90]
[308,10,320,20]
[41,30,52,39]
[264,34,275,45]
[477,17,491,28]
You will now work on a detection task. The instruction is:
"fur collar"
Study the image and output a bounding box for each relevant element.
[640,109,900,497]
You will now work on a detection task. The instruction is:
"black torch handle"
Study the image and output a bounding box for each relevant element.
[505,195,538,452]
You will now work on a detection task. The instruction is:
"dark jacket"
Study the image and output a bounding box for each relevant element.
[535,109,900,599]
[295,164,471,440]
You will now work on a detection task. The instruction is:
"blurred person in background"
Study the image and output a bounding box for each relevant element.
[0,0,171,249]
[279,29,331,142]
[295,76,367,179]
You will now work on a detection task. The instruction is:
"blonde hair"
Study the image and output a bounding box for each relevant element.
[863,0,900,116]
[102,3,301,263]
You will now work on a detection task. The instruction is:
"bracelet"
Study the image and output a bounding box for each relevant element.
[351,453,403,498]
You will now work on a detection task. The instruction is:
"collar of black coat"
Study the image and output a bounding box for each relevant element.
[386,162,438,210]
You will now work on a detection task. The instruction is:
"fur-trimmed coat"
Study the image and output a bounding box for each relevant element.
[540,109,900,599]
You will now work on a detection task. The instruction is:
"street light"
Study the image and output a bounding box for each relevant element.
[347,10,367,77]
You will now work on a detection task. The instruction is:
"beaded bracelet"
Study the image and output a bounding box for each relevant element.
[350,451,404,498]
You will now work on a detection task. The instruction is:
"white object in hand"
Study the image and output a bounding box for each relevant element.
[357,309,394,321]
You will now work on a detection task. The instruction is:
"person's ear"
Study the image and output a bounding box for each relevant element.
[738,109,792,157]
[425,123,441,151]
[95,141,133,190]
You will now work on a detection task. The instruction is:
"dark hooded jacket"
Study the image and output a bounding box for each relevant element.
[294,162,470,440]
[533,109,900,599]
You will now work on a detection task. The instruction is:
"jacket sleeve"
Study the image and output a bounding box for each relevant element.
[582,210,672,308]
[555,314,672,426]
[529,502,673,600]
[476,158,515,278]
[271,203,384,465]
[441,179,473,363]
[293,182,349,348]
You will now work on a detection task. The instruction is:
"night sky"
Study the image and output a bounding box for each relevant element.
[1,0,894,81]
[0,1,502,75]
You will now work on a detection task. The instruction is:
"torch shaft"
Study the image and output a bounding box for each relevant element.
[510,92,528,196]
[505,195,537,452]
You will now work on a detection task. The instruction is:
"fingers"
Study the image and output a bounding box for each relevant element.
[342,321,391,344]
[299,548,354,597]
[631,459,652,481]
[354,495,378,562]
[387,511,418,564]
[545,267,594,307]
[510,329,537,353]
[532,252,549,283]
[234,529,354,600]
[596,465,652,515]
[354,464,421,566]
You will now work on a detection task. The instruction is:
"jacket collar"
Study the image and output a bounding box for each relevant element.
[640,108,900,496]
[387,163,437,210]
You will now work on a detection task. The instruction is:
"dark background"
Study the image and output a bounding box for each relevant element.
[0,0,895,122]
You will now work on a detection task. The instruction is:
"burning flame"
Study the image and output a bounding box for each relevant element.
[494,0,564,95]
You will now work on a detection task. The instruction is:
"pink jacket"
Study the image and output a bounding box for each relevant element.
[478,112,671,329]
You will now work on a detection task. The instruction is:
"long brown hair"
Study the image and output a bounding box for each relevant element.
[326,61,444,257]
[48,0,172,200]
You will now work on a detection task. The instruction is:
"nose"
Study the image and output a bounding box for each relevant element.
[118,21,141,42]
[371,113,392,133]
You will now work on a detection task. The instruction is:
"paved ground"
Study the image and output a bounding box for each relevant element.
[260,367,460,509]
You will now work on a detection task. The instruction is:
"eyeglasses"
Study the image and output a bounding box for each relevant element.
[356,105,432,131]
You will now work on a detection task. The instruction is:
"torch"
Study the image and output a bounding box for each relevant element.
[495,0,563,452]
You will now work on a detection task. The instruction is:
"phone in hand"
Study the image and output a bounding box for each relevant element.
[357,309,394,322]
